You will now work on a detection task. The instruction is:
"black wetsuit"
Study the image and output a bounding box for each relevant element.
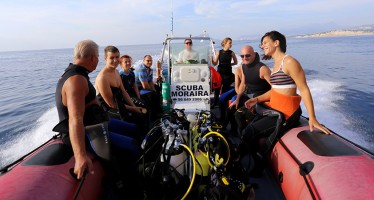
[120,70,148,109]
[55,63,99,125]
[97,87,148,137]
[55,64,108,143]
[120,70,137,97]
[55,63,142,198]
[217,49,235,93]
[226,53,271,132]
[214,49,235,108]
[55,63,139,146]
[241,53,271,96]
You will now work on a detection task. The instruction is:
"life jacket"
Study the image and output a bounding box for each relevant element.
[210,66,222,89]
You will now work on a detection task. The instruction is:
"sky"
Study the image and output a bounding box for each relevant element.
[0,0,373,52]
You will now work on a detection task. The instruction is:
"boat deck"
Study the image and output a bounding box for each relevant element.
[251,169,285,200]
[210,106,287,200]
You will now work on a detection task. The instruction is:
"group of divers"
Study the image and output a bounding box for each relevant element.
[54,30,331,200]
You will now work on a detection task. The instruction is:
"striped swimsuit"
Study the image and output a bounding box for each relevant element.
[270,55,296,89]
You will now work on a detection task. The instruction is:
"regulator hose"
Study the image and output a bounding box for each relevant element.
[180,144,196,200]
[201,131,230,167]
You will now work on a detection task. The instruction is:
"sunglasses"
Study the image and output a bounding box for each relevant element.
[185,42,192,45]
[240,54,251,58]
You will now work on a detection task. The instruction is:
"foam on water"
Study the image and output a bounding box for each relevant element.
[305,79,344,115]
[0,107,58,169]
[301,79,373,151]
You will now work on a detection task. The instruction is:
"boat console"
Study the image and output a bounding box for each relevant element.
[160,36,216,114]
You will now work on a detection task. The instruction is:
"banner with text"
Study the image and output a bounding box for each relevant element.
[171,84,210,102]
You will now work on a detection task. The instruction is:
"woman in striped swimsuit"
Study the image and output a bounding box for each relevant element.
[241,31,331,152]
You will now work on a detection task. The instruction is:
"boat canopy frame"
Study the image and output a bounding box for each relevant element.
[159,35,216,84]
[159,35,217,114]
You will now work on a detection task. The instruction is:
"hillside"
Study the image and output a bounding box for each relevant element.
[294,24,374,38]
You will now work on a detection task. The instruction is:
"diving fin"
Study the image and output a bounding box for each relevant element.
[85,122,111,161]
[53,119,112,161]
[52,119,69,133]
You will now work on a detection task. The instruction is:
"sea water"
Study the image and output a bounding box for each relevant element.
[0,36,373,169]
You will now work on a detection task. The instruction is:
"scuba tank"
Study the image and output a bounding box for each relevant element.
[160,120,188,177]
[162,82,171,111]
[191,112,212,178]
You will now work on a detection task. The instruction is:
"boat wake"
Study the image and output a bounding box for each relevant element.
[302,79,373,152]
[0,107,58,169]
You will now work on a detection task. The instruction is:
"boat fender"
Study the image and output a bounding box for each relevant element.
[210,66,222,89]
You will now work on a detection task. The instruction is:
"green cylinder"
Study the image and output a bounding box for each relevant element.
[162,82,171,111]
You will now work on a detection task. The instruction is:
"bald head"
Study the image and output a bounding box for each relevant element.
[240,45,256,64]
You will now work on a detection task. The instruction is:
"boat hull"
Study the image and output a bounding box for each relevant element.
[269,123,374,200]
[0,138,105,200]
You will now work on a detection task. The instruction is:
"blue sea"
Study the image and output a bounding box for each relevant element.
[0,36,373,169]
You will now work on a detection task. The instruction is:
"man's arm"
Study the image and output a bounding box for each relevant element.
[236,67,247,98]
[137,67,155,91]
[141,80,153,91]
[96,74,117,108]
[229,66,245,109]
[156,61,162,79]
[133,83,141,99]
[150,81,156,91]
[118,74,143,113]
[63,75,93,179]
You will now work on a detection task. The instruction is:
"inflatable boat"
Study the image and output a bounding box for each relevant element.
[1,116,373,200]
[0,136,105,200]
[1,35,373,200]
[264,117,374,200]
